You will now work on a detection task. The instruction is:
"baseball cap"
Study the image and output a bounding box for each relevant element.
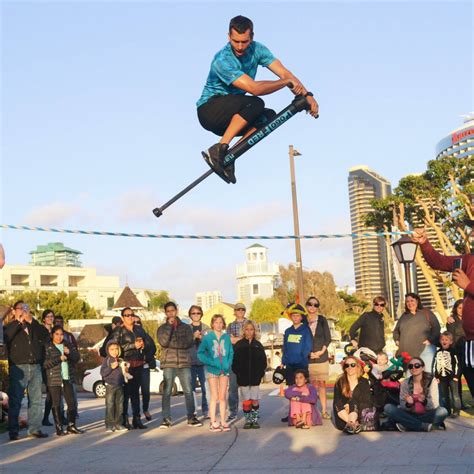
[234,303,246,311]
[272,366,286,384]
[112,316,122,325]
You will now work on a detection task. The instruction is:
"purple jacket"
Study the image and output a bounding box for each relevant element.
[284,384,322,426]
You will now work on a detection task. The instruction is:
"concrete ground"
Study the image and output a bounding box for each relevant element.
[1,384,473,473]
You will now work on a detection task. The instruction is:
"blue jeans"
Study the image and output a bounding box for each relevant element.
[105,384,124,429]
[162,367,195,420]
[384,404,448,431]
[8,364,43,435]
[228,369,239,417]
[191,365,208,415]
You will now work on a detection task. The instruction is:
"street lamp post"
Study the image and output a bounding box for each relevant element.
[289,145,305,303]
[391,235,419,294]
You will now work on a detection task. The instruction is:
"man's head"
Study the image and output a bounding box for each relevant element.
[164,301,178,323]
[234,302,246,320]
[111,316,123,329]
[228,15,253,58]
[54,315,64,328]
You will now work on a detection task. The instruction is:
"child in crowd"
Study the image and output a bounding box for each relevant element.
[198,314,233,432]
[284,369,321,429]
[100,341,128,432]
[433,331,461,418]
[232,321,267,429]
[371,352,390,380]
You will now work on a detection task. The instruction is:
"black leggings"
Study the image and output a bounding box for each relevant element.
[48,380,75,422]
[198,94,276,137]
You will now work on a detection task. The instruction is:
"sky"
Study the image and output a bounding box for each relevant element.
[1,0,472,308]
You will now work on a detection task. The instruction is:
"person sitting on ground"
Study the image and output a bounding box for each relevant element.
[384,357,448,432]
[333,356,376,434]
[198,314,233,433]
[100,341,128,433]
[433,331,461,418]
[232,321,267,429]
[284,369,321,429]
[44,325,83,436]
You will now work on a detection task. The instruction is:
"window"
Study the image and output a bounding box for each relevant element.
[252,284,259,295]
[107,297,114,310]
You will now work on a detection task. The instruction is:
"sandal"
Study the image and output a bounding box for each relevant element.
[353,422,362,434]
[220,424,231,432]
[209,423,222,432]
[295,421,305,429]
[301,424,310,430]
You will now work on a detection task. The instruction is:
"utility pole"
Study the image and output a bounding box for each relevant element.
[289,145,305,303]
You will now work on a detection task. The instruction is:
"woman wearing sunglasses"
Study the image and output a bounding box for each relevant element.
[333,356,375,434]
[305,296,332,419]
[349,296,386,354]
[384,357,448,432]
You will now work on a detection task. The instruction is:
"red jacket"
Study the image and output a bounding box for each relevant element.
[420,240,474,340]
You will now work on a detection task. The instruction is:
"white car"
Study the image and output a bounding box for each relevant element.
[82,361,183,398]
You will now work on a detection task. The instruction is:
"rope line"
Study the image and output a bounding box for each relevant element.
[0,224,413,240]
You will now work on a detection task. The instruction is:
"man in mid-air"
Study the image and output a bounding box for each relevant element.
[197,15,318,184]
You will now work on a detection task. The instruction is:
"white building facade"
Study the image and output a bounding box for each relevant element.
[195,291,223,312]
[236,244,279,310]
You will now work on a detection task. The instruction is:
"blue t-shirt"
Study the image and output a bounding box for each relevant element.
[196,41,276,108]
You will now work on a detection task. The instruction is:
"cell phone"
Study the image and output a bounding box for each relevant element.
[453,258,462,271]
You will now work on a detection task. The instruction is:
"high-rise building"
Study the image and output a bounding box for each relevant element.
[414,116,474,310]
[195,291,223,312]
[30,242,82,267]
[435,114,474,232]
[348,166,399,316]
[236,244,279,310]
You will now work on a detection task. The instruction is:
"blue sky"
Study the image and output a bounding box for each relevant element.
[1,0,472,308]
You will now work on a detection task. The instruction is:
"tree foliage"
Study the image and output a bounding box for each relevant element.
[0,291,97,322]
[273,264,346,318]
[146,291,171,311]
[363,153,473,321]
[249,297,284,324]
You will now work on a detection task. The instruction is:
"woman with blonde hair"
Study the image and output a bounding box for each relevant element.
[333,356,375,434]
[198,314,233,432]
[232,321,267,429]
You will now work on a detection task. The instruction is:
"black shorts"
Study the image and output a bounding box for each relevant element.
[197,94,276,137]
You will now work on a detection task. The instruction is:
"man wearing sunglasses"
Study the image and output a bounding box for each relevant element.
[413,220,474,396]
[349,296,387,353]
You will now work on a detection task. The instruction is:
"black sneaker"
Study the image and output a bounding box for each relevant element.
[9,432,20,441]
[187,416,203,427]
[395,423,407,432]
[202,143,231,183]
[223,162,236,184]
[281,416,289,423]
[159,418,171,429]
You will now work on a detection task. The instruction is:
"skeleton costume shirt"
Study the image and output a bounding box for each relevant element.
[433,347,460,381]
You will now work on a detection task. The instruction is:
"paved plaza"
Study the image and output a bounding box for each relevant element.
[1,385,473,473]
